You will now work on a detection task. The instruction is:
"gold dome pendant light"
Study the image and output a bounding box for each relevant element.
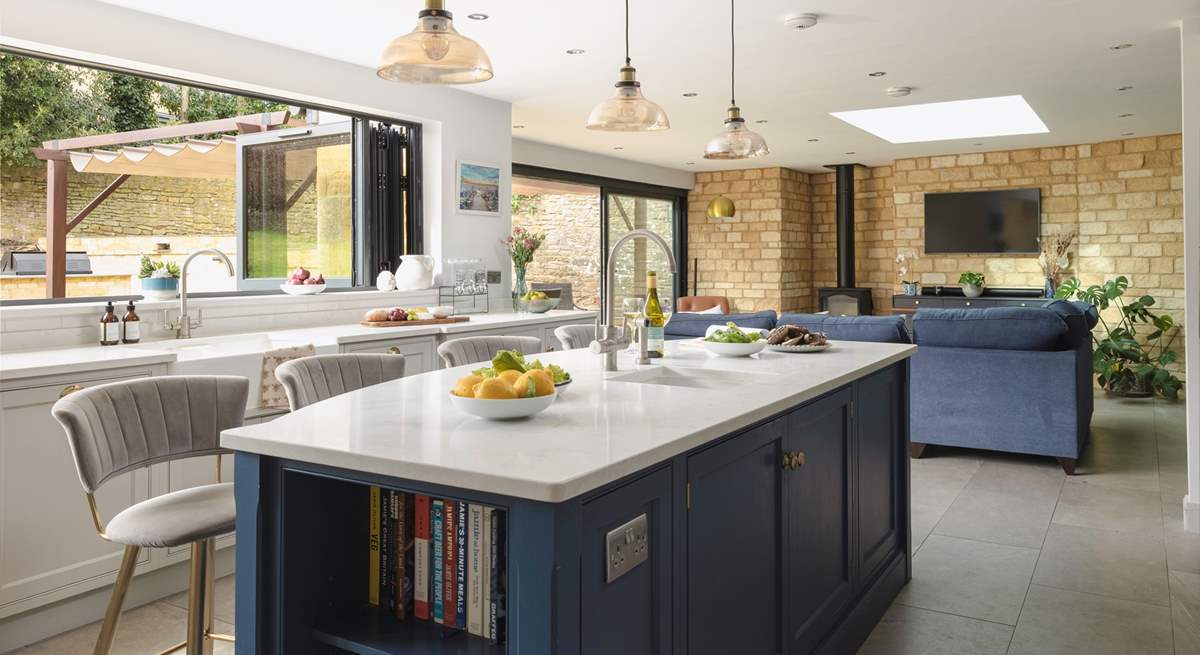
[376,0,493,84]
[706,195,736,219]
[586,0,670,131]
[703,0,768,159]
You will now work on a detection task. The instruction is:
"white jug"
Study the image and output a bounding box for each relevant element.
[395,255,435,290]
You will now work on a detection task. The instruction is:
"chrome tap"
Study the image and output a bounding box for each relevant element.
[590,229,677,372]
[166,248,235,339]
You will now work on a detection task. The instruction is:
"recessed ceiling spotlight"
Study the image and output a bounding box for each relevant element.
[844,151,856,155]
[467,13,489,20]
[1122,132,1135,136]
[566,48,585,55]
[1116,85,1134,91]
[512,124,525,129]
[686,161,696,165]
[755,119,768,124]
[807,138,820,142]
[886,86,913,98]
[973,142,984,146]
[783,13,819,30]
[1109,43,1134,50]
[682,92,698,97]
[613,146,624,150]
[868,71,887,77]
[1118,113,1135,118]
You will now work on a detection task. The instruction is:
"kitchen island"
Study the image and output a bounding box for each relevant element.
[224,339,916,655]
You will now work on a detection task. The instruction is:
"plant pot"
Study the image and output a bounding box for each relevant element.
[962,283,984,298]
[141,276,178,301]
[901,282,919,297]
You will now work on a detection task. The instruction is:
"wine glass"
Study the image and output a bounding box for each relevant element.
[622,296,643,349]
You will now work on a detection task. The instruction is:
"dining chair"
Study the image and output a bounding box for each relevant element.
[437,335,543,368]
[51,375,249,655]
[274,353,407,411]
[554,324,596,350]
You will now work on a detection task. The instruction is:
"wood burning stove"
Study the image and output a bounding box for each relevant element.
[817,164,873,316]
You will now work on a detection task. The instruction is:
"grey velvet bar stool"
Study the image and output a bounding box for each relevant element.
[553,324,596,350]
[274,353,407,411]
[51,375,249,655]
[436,335,543,368]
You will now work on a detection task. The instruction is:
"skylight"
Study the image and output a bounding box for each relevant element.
[830,95,1049,144]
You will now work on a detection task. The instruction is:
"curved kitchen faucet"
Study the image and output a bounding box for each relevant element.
[590,229,677,372]
[166,248,235,339]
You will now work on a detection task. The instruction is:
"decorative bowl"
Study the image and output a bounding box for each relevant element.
[430,306,454,319]
[280,283,325,296]
[702,340,767,357]
[449,390,556,420]
[766,342,833,353]
[525,297,561,314]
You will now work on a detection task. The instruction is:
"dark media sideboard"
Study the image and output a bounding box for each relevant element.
[891,288,1050,314]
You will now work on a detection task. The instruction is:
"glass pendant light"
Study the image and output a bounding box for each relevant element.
[377,0,493,85]
[704,0,768,159]
[586,0,670,131]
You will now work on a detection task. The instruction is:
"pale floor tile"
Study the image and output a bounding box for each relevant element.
[895,534,1039,625]
[1169,569,1200,655]
[1032,523,1169,606]
[909,459,978,513]
[1007,584,1174,655]
[910,502,944,556]
[1052,478,1164,536]
[13,601,234,654]
[858,604,1012,655]
[1075,445,1161,493]
[932,459,1062,548]
[163,573,235,624]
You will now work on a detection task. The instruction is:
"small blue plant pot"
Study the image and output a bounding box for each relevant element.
[141,277,178,300]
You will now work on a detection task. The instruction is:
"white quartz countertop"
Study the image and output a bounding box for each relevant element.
[221,340,917,502]
[0,311,595,381]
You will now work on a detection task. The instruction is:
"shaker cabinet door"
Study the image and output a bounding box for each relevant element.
[782,388,854,655]
[855,366,904,587]
[686,418,783,655]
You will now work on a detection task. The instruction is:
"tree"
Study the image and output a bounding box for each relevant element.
[0,55,102,167]
[158,84,289,124]
[103,73,159,132]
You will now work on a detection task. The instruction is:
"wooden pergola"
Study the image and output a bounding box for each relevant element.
[31,110,291,297]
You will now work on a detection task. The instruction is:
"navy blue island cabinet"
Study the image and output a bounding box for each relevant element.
[233,362,909,655]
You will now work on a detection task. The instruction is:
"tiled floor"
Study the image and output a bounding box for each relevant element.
[860,393,1200,655]
[10,395,1199,654]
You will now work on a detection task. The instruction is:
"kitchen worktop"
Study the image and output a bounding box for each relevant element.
[222,339,916,502]
[0,310,595,381]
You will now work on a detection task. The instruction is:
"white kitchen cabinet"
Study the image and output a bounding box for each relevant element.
[0,367,160,619]
[341,336,436,376]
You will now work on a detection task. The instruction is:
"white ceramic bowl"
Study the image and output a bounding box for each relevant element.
[702,340,767,357]
[280,283,325,295]
[526,297,561,313]
[449,390,556,419]
[430,306,454,319]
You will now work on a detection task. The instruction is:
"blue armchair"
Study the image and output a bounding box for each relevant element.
[909,301,1098,474]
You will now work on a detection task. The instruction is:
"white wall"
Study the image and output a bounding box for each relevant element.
[514,138,694,190]
[0,0,514,301]
[1182,16,1200,533]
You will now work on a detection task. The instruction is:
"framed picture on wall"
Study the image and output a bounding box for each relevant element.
[457,160,502,216]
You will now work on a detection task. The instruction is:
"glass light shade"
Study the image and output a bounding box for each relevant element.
[586,67,670,131]
[703,108,769,160]
[377,13,493,84]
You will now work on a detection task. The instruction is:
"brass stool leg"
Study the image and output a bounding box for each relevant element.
[186,538,213,655]
[94,545,140,655]
[204,538,216,653]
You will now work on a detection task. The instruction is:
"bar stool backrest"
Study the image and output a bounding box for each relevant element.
[274,353,407,411]
[437,335,543,368]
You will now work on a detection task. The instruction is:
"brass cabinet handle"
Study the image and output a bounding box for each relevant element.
[387,346,401,355]
[60,384,83,398]
[782,451,806,470]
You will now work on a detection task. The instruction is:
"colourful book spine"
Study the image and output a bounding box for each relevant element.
[467,504,484,636]
[443,502,457,629]
[381,490,392,613]
[432,499,445,624]
[455,501,467,629]
[489,508,506,644]
[413,494,430,620]
[395,493,410,620]
[480,508,492,639]
[368,487,381,606]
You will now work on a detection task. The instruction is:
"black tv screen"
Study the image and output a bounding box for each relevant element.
[924,188,1040,253]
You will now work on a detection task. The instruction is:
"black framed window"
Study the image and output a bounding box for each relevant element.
[357,120,423,283]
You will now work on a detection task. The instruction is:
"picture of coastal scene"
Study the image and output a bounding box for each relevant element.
[457,161,501,215]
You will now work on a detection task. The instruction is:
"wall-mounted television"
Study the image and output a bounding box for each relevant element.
[924,188,1040,253]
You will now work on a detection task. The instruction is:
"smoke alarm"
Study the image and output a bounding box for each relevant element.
[886,86,913,97]
[784,13,819,30]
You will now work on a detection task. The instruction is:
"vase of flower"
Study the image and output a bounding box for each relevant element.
[1039,229,1075,299]
[503,226,545,313]
[1043,277,1056,299]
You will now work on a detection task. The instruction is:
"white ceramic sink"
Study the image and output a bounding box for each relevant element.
[608,366,770,390]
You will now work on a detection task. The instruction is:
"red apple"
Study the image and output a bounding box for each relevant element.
[291,267,310,281]
[303,277,321,285]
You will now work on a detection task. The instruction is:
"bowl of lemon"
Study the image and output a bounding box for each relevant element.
[449,349,571,419]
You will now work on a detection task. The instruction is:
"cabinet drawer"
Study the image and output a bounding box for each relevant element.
[892,297,942,310]
[342,337,434,375]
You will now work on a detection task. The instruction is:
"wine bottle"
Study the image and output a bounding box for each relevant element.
[643,271,665,358]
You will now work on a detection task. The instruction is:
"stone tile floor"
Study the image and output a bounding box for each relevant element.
[860,393,1200,655]
[8,394,1199,654]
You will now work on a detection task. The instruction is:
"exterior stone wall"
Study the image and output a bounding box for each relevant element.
[512,192,602,309]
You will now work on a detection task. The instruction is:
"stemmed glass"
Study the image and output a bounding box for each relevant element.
[622,297,643,350]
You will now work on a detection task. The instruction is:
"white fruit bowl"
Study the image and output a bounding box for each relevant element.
[702,340,767,357]
[280,283,325,295]
[449,391,556,419]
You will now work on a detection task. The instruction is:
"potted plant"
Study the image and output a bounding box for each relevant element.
[502,225,545,312]
[896,249,920,296]
[958,271,985,298]
[1055,276,1183,399]
[138,255,180,300]
[1038,229,1076,298]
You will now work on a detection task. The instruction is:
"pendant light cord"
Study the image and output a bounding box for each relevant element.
[625,0,631,65]
[729,0,736,106]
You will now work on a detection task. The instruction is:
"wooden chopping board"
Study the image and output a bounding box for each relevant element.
[359,316,470,327]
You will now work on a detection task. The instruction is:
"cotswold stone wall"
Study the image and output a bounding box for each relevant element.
[512,192,602,309]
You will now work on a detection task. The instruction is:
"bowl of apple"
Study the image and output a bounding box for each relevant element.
[281,267,326,295]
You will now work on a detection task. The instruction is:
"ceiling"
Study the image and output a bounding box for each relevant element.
[100,0,1195,173]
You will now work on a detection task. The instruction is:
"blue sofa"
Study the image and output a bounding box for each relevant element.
[909,301,1098,473]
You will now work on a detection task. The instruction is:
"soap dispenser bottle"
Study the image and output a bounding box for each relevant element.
[121,301,141,344]
[100,301,120,346]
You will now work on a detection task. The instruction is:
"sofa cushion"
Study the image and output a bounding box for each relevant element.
[665,310,776,338]
[777,313,912,343]
[1041,300,1098,349]
[913,307,1068,351]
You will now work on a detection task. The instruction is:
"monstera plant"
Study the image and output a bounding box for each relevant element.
[1054,276,1183,399]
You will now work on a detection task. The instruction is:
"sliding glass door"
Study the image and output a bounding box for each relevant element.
[606,192,678,320]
